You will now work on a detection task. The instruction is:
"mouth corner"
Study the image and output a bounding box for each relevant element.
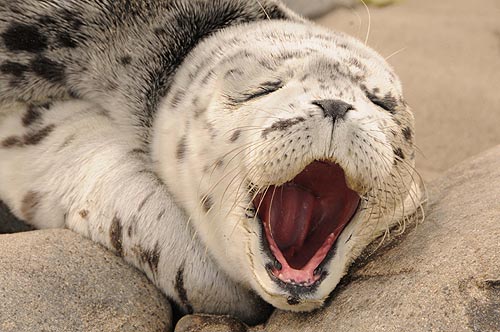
[255,160,360,289]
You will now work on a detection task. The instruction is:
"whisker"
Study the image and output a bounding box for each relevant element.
[256,0,271,20]
[360,0,371,45]
[385,46,407,61]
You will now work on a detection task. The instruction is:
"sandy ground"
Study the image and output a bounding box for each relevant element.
[316,0,500,181]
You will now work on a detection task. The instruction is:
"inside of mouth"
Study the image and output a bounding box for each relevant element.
[254,161,359,285]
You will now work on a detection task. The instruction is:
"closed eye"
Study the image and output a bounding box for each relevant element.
[236,80,283,103]
[369,96,393,112]
[365,91,398,114]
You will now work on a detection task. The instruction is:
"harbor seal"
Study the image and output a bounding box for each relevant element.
[0,0,422,323]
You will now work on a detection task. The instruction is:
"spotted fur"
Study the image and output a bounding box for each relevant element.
[0,0,422,324]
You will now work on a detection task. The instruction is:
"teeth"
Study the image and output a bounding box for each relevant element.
[274,260,282,270]
[244,207,256,219]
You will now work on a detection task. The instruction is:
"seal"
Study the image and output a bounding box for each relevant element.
[0,0,422,324]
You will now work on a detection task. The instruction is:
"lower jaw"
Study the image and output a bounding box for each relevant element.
[265,228,335,287]
[256,274,328,311]
[257,219,331,295]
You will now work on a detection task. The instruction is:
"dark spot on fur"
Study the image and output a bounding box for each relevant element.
[58,134,76,151]
[349,57,364,69]
[138,169,164,187]
[393,147,405,161]
[138,191,154,212]
[287,296,300,305]
[22,104,43,126]
[110,216,123,257]
[8,76,25,88]
[194,107,207,119]
[2,124,55,148]
[299,74,310,82]
[38,16,56,25]
[39,101,52,109]
[107,80,118,90]
[402,126,413,142]
[171,90,185,106]
[68,89,80,99]
[62,10,84,30]
[204,122,217,139]
[153,26,165,35]
[57,31,78,48]
[157,209,166,221]
[176,136,187,160]
[79,210,89,219]
[127,224,133,237]
[21,191,41,222]
[2,23,48,53]
[202,196,213,213]
[31,56,66,83]
[262,117,306,138]
[230,130,241,142]
[201,70,214,84]
[24,124,55,145]
[130,148,147,155]
[120,55,132,66]
[0,61,29,76]
[139,243,161,277]
[175,265,194,314]
[1,136,24,148]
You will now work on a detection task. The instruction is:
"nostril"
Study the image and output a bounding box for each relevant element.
[312,99,353,122]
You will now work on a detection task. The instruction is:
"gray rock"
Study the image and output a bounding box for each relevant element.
[175,314,248,332]
[253,145,500,331]
[282,0,357,18]
[0,229,172,332]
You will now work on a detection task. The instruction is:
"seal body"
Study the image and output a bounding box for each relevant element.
[0,0,422,322]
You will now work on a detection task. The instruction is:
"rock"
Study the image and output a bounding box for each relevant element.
[282,0,357,18]
[0,229,172,332]
[252,145,500,331]
[175,314,248,332]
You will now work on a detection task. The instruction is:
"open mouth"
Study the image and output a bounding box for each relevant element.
[254,161,360,286]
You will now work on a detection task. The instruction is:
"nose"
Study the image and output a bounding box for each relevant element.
[312,99,353,123]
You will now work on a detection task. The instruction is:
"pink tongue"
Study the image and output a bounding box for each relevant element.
[267,185,315,255]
